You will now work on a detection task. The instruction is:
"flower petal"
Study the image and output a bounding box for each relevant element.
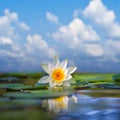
[49,80,56,88]
[65,74,72,81]
[60,60,67,69]
[64,69,68,75]
[41,64,50,74]
[53,55,59,67]
[56,82,62,86]
[47,63,54,73]
[67,67,77,74]
[63,81,70,87]
[72,96,78,103]
[37,76,50,84]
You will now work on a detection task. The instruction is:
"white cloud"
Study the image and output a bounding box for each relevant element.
[83,0,115,24]
[53,18,100,48]
[85,43,104,57]
[0,36,12,44]
[26,34,57,58]
[83,0,120,37]
[4,9,18,21]
[46,12,59,24]
[82,0,120,62]
[0,9,30,61]
[19,22,30,31]
[0,9,29,39]
[0,33,57,71]
[0,3,120,72]
[104,39,120,58]
[0,9,58,72]
[0,41,25,59]
[0,49,24,58]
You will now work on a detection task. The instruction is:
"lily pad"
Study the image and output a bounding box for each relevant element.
[0,84,32,90]
[3,89,73,99]
[0,84,24,88]
[0,89,6,95]
[0,109,54,120]
[82,75,113,83]
[112,74,120,82]
[0,97,43,110]
[76,90,120,98]
[0,77,22,84]
[0,84,48,91]
[74,74,114,88]
[99,84,120,89]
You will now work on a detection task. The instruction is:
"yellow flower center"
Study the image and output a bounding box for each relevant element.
[51,68,65,82]
[55,96,67,108]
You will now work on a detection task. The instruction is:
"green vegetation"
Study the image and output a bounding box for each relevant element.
[0,109,55,120]
[0,72,120,120]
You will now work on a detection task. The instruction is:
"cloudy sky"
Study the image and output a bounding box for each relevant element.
[0,0,120,73]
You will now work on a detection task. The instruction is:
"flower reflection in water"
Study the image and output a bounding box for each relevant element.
[43,95,77,114]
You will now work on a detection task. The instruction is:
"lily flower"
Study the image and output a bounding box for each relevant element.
[37,56,77,88]
[43,95,78,114]
[48,96,69,113]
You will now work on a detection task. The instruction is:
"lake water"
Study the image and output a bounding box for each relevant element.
[1,89,120,120]
[45,90,120,120]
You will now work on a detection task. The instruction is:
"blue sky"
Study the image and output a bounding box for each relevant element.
[0,0,120,73]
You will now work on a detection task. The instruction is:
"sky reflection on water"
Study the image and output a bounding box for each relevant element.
[43,90,120,120]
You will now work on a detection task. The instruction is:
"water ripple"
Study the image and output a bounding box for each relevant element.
[57,109,120,120]
[56,93,120,120]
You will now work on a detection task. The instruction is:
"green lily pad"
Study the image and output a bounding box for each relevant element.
[0,97,43,110]
[0,84,32,90]
[0,77,19,81]
[76,90,120,98]
[74,73,113,81]
[3,89,73,99]
[0,84,24,89]
[0,89,6,95]
[99,84,120,89]
[74,74,114,87]
[0,109,54,120]
[0,84,48,91]
[112,74,120,82]
[83,75,113,83]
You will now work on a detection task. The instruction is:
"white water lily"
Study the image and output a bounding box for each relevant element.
[37,56,77,88]
[48,96,69,113]
[43,95,77,113]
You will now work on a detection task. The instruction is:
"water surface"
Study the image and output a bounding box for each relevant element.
[48,90,120,120]
[1,89,120,120]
